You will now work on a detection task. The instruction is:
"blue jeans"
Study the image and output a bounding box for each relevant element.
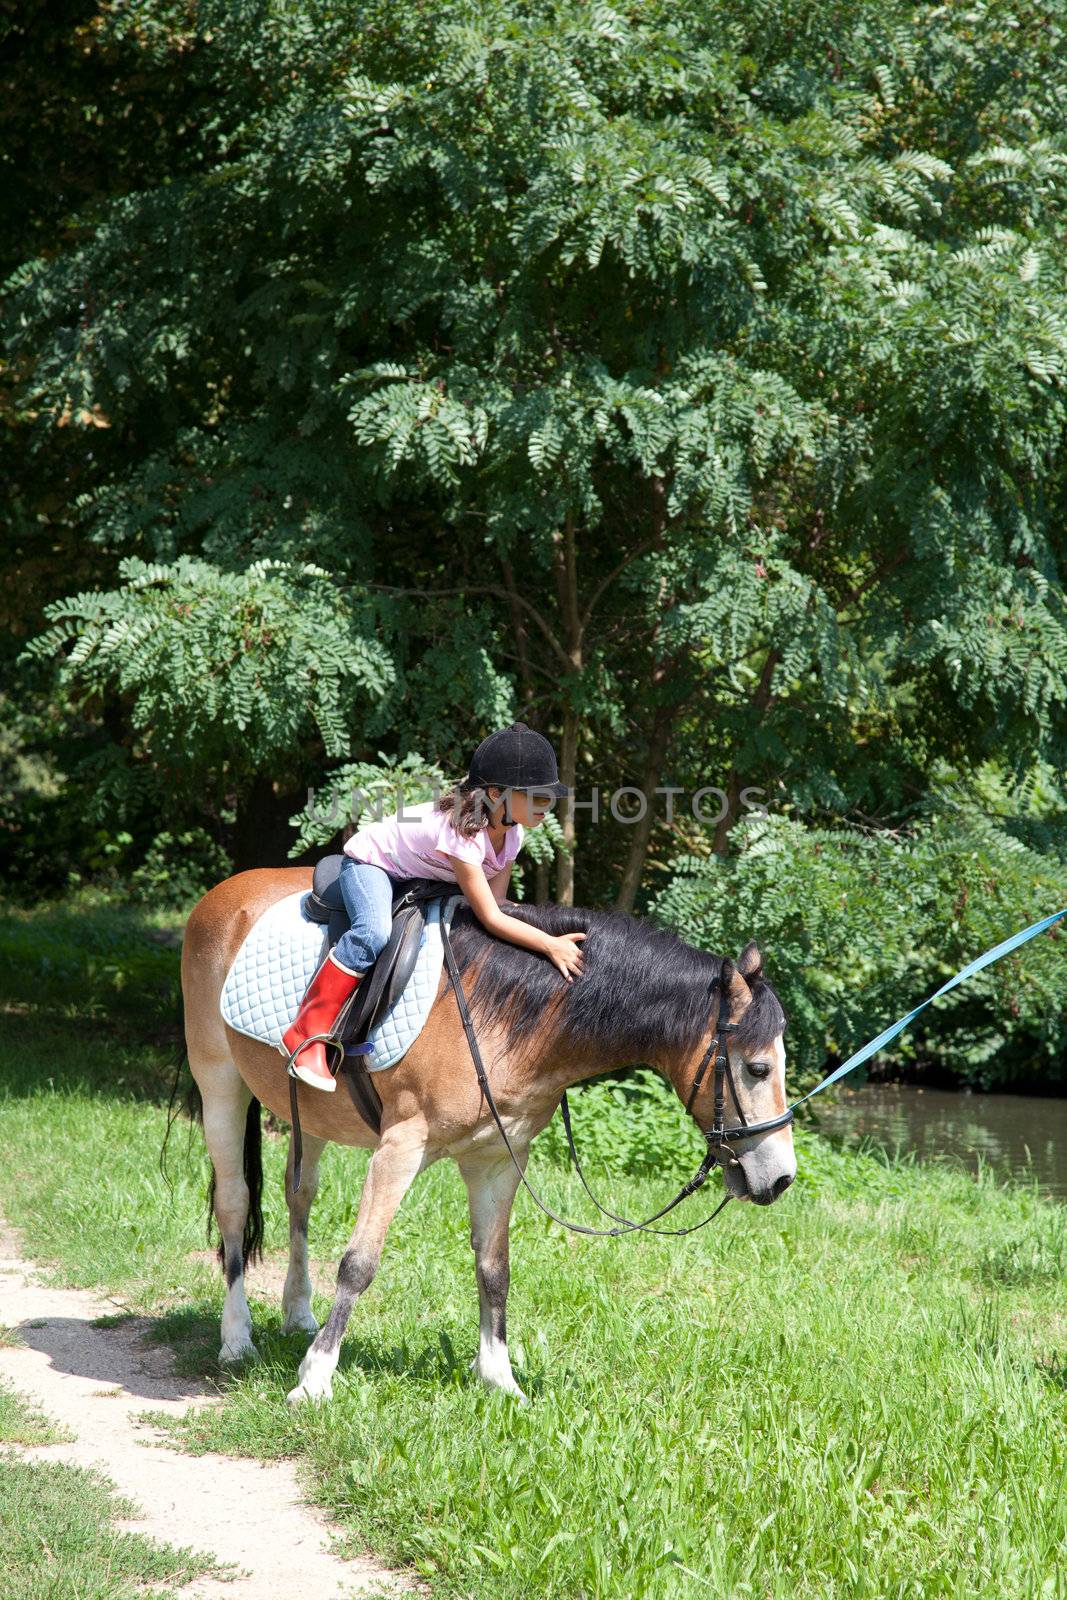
[333,858,397,972]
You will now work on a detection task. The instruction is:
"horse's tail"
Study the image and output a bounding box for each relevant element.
[203,1099,264,1270]
[160,1044,200,1184]
[162,1037,265,1271]
[238,1099,265,1267]
[160,982,201,1185]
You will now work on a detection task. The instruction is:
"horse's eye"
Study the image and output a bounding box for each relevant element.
[746,1060,771,1080]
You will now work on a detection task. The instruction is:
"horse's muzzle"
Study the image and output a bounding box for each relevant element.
[748,1169,795,1206]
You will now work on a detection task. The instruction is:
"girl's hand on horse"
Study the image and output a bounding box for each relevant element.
[544,930,586,982]
[448,857,586,980]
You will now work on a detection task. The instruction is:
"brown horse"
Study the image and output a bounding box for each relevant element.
[182,868,796,1404]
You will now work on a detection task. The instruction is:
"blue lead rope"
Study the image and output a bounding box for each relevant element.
[789,905,1067,1114]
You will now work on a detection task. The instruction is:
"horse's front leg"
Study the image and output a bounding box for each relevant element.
[281,1131,326,1337]
[286,1128,427,1405]
[458,1149,528,1403]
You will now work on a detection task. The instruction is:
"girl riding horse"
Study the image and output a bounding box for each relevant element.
[181,728,796,1403]
[284,722,585,1091]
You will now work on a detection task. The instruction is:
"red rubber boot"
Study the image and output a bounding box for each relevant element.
[282,952,363,1092]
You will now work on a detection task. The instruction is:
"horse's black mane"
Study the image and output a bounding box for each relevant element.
[447,900,787,1063]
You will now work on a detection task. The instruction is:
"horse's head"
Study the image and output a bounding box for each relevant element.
[674,939,796,1207]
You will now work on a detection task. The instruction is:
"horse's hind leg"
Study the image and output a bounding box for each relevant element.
[192,1052,260,1364]
[282,1133,326,1337]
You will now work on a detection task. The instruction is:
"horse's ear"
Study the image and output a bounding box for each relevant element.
[737,940,763,981]
[720,956,752,1014]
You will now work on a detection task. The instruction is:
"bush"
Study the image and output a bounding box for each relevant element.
[129,829,232,909]
[649,805,1067,1092]
[0,895,183,1030]
[536,1070,703,1180]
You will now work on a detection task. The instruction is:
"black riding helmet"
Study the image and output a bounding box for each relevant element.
[466,721,570,798]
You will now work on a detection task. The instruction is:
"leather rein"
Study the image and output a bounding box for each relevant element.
[440,925,792,1239]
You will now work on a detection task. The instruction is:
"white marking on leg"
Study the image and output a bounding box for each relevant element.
[473,1329,527,1401]
[200,1079,259,1364]
[288,1341,339,1403]
[220,1276,257,1364]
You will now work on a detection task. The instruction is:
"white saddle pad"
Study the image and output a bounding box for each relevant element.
[219,890,460,1071]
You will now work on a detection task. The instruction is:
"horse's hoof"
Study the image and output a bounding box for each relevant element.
[485,1379,529,1404]
[219,1338,259,1365]
[472,1347,528,1402]
[472,1355,529,1403]
[281,1308,319,1337]
[286,1379,331,1406]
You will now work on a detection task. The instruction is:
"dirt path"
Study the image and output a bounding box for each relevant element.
[0,1220,411,1600]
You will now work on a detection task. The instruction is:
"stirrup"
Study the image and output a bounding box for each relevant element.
[284,1032,345,1081]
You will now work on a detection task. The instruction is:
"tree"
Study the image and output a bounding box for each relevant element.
[22,557,395,867]
[5,0,1066,914]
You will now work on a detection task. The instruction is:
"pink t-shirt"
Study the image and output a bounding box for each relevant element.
[343,799,525,883]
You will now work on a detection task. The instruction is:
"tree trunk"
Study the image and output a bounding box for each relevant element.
[713,646,780,857]
[614,697,677,914]
[552,511,582,905]
[230,773,311,871]
[613,545,680,913]
[712,767,744,857]
[500,550,537,722]
[555,701,579,905]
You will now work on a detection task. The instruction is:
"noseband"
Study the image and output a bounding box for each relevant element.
[684,980,794,1170]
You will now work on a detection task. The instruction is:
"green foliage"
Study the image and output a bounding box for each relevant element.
[21,556,393,819]
[537,1070,700,1177]
[8,0,1067,838]
[27,555,393,763]
[364,604,518,759]
[511,805,567,872]
[129,828,233,909]
[651,799,1067,1092]
[0,691,100,898]
[289,751,451,855]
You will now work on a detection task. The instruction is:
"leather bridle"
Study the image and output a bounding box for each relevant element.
[684,982,795,1164]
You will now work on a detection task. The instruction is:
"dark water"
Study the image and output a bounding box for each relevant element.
[812,1082,1066,1201]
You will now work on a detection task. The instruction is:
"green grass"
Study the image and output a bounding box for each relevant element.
[0,1383,222,1598]
[0,1381,72,1445]
[0,1452,224,1599]
[1,898,1064,1600]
